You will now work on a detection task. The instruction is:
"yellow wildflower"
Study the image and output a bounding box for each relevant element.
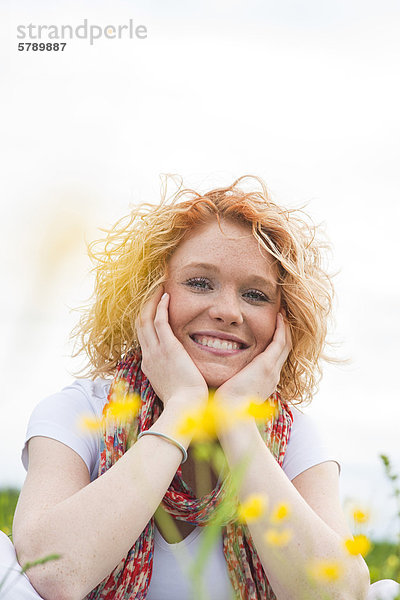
[264,528,292,547]
[111,380,129,398]
[176,394,232,441]
[238,494,267,523]
[105,394,141,423]
[78,415,103,432]
[308,560,343,582]
[352,508,370,524]
[79,387,140,433]
[270,502,291,524]
[387,554,400,569]
[238,398,279,422]
[344,535,372,557]
[192,442,215,462]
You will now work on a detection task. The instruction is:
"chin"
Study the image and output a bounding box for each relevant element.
[202,370,234,390]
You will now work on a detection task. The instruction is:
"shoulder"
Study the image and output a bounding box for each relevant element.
[24,378,112,434]
[31,378,111,416]
[282,404,340,481]
[21,378,112,480]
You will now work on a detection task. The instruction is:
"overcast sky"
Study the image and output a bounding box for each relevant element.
[1,0,399,539]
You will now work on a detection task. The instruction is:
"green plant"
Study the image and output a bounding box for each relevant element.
[376,454,400,584]
[0,488,19,541]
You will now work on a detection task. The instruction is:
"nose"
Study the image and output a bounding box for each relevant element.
[208,289,244,325]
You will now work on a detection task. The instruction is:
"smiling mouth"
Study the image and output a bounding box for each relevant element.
[190,334,247,351]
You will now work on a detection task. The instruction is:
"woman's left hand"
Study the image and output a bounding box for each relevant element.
[214,312,292,407]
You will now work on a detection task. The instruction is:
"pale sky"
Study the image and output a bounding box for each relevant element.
[1,0,399,539]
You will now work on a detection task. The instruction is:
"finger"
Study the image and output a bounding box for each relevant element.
[258,314,290,376]
[135,316,152,352]
[136,286,164,349]
[263,313,287,361]
[275,313,292,359]
[275,317,292,373]
[153,292,177,346]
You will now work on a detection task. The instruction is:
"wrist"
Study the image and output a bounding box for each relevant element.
[153,401,194,448]
[217,416,261,470]
[137,431,188,464]
[213,389,251,415]
[166,388,208,410]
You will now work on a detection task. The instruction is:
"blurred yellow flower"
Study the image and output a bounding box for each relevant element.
[308,560,343,582]
[352,508,370,524]
[387,554,400,569]
[344,535,371,557]
[79,415,103,432]
[264,528,292,547]
[176,394,232,441]
[79,387,140,433]
[270,502,291,524]
[238,398,278,422]
[192,442,215,462]
[105,395,141,422]
[238,494,267,523]
[111,380,129,398]
[178,394,279,441]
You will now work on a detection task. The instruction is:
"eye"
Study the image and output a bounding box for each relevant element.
[243,289,270,303]
[184,277,212,291]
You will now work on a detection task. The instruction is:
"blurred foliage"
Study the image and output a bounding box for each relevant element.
[368,541,399,583]
[0,489,19,541]
[0,485,399,584]
[1,453,400,591]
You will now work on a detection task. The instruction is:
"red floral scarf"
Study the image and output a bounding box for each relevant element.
[85,351,293,599]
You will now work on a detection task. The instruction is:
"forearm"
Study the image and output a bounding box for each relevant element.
[218,418,370,600]
[18,399,192,600]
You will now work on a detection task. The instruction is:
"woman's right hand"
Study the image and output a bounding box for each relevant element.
[135,287,208,407]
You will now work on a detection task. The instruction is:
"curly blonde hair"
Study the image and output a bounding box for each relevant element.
[72,175,336,405]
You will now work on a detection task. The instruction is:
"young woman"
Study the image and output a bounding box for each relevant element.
[2,176,399,599]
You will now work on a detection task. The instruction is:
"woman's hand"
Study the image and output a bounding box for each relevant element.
[214,312,292,407]
[135,287,208,406]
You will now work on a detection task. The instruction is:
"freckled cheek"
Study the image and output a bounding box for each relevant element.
[165,292,195,341]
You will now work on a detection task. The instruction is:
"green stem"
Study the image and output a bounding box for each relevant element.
[195,455,212,499]
[154,503,184,544]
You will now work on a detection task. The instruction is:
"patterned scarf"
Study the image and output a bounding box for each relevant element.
[85,351,293,600]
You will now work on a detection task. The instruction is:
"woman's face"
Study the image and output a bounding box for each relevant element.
[164,218,281,388]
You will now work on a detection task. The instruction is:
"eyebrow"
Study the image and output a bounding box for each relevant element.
[180,262,278,294]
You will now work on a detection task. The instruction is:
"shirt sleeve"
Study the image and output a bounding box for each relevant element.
[282,406,341,481]
[21,379,110,481]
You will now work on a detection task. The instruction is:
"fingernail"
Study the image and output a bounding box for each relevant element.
[161,292,168,300]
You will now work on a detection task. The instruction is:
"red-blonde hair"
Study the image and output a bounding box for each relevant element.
[72,175,336,405]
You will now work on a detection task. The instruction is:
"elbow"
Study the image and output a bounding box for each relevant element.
[14,543,81,600]
[311,560,370,600]
[339,557,371,600]
[24,570,83,600]
[355,558,372,600]
[305,554,371,600]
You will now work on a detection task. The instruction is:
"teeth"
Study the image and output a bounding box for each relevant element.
[193,335,241,350]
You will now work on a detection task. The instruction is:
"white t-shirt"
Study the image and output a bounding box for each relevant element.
[21,379,340,600]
